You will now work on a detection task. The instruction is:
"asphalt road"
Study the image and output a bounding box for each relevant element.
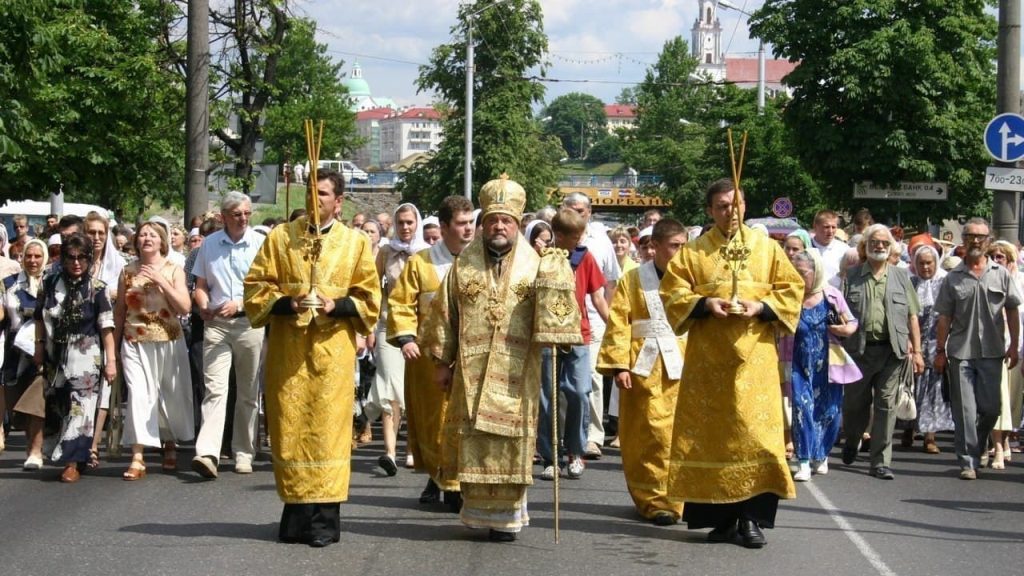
[0,429,1021,576]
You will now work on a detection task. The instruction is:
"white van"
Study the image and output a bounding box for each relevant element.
[304,160,369,184]
[0,200,110,239]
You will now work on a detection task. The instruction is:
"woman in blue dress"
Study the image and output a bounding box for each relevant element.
[786,249,858,481]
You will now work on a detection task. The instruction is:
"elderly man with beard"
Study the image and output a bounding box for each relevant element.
[933,217,1021,480]
[841,224,925,479]
[427,175,581,542]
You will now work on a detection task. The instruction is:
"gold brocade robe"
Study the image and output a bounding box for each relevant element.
[659,225,802,504]
[243,219,381,504]
[426,236,581,487]
[386,242,458,491]
[597,262,685,520]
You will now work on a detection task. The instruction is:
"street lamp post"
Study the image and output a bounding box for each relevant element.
[464,0,515,201]
[719,0,765,115]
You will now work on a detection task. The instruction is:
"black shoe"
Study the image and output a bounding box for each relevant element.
[378,455,398,476]
[871,466,895,480]
[488,529,516,542]
[308,535,338,548]
[841,444,858,465]
[652,512,677,526]
[419,479,441,504]
[737,520,766,549]
[707,521,738,543]
[444,490,462,514]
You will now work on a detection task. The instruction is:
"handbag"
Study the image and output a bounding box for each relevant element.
[894,356,917,421]
[828,339,863,384]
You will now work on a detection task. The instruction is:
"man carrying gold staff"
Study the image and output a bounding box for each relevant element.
[597,218,688,527]
[244,170,381,547]
[387,195,475,509]
[659,178,803,549]
[427,175,581,542]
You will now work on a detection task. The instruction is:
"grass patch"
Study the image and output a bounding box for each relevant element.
[251,184,356,224]
[558,161,625,176]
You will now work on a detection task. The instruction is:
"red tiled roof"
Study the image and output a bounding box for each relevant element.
[356,107,394,121]
[396,107,441,120]
[724,58,799,85]
[604,104,637,119]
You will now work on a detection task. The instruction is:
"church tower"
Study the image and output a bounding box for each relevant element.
[691,0,725,81]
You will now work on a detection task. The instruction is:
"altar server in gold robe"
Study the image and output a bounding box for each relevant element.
[244,170,381,548]
[598,218,688,527]
[387,195,475,508]
[659,178,803,549]
[427,175,581,543]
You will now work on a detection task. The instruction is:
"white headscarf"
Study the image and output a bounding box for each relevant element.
[0,224,8,257]
[22,238,49,297]
[388,203,429,255]
[912,245,946,308]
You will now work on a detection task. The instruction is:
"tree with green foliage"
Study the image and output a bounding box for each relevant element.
[751,0,997,226]
[542,92,607,160]
[615,87,638,105]
[0,0,185,216]
[622,37,720,224]
[260,18,358,166]
[585,134,623,164]
[623,36,821,226]
[401,0,561,209]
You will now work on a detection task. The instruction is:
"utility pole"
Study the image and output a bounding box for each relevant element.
[995,0,1021,242]
[185,0,210,224]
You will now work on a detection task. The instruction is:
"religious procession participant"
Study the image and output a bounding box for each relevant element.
[598,218,688,527]
[386,195,475,508]
[366,202,428,475]
[659,178,803,549]
[244,170,381,547]
[427,175,582,543]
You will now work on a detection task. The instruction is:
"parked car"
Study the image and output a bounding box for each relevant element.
[304,160,369,184]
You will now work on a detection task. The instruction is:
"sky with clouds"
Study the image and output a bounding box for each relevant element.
[295,0,764,108]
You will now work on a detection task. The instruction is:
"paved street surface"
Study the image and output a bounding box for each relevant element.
[1,429,1021,576]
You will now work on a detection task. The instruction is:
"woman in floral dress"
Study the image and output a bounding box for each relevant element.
[33,233,116,483]
[910,245,954,453]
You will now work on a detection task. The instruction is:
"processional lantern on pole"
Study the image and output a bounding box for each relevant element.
[300,118,325,310]
[721,128,751,315]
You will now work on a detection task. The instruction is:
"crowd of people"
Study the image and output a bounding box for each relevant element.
[0,172,1020,550]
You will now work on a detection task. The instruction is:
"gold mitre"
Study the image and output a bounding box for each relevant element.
[479,173,526,223]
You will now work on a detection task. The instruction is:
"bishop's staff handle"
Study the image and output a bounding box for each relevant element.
[550,345,560,544]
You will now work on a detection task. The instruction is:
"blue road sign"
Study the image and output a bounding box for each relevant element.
[984,113,1024,163]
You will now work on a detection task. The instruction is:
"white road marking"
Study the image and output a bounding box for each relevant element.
[805,481,898,576]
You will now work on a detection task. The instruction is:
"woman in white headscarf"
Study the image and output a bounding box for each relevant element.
[0,224,21,279]
[84,211,127,468]
[366,202,427,475]
[910,244,953,454]
[3,239,47,465]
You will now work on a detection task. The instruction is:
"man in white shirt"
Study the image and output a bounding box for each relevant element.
[190,191,266,479]
[562,192,621,459]
[811,209,848,284]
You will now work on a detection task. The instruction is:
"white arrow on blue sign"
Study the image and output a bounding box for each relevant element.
[984,113,1024,163]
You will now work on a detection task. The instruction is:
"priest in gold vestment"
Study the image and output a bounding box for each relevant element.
[598,218,688,527]
[659,178,803,549]
[244,171,381,548]
[387,195,475,508]
[427,175,582,543]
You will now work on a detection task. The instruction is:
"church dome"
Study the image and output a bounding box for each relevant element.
[343,62,372,97]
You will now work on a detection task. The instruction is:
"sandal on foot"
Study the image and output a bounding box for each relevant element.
[123,462,147,481]
[87,449,100,470]
[162,442,177,472]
